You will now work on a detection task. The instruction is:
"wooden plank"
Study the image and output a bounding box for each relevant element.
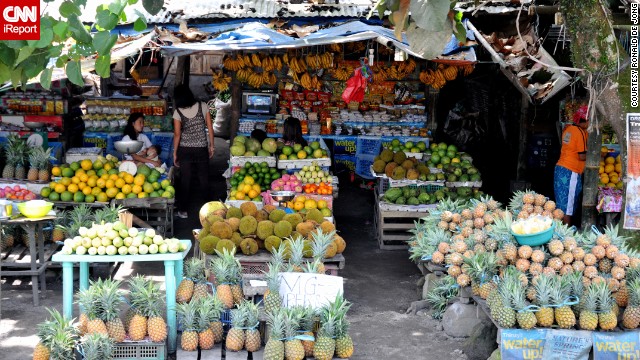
[380,223,415,230]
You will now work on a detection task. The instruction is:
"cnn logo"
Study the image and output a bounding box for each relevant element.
[0,0,39,40]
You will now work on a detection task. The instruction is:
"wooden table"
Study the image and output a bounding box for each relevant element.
[0,215,55,306]
[52,240,191,354]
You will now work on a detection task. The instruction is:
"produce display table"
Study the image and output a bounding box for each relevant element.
[51,240,192,354]
[0,215,55,306]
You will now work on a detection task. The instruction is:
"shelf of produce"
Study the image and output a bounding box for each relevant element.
[0,216,55,306]
[52,239,192,354]
[446,181,482,188]
[374,201,423,250]
[229,155,277,167]
[0,180,50,194]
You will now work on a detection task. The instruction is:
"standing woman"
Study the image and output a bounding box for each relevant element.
[172,84,215,219]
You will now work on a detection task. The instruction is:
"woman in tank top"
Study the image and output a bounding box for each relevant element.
[172,84,215,218]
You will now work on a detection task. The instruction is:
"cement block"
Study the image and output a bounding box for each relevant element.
[442,302,490,338]
[422,273,441,300]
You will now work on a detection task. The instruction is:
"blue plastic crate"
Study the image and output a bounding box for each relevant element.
[355,154,376,179]
[356,136,382,156]
[221,308,232,325]
[380,136,429,149]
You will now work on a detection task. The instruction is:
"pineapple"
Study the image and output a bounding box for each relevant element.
[623,278,640,329]
[206,295,225,343]
[313,313,337,360]
[177,301,199,351]
[217,247,244,305]
[13,137,27,179]
[333,296,354,359]
[75,285,107,335]
[534,274,555,327]
[579,284,599,330]
[491,275,517,328]
[552,276,576,329]
[300,307,317,357]
[63,205,93,238]
[512,284,536,329]
[195,297,215,350]
[284,308,305,360]
[289,236,306,272]
[244,301,261,352]
[2,135,23,179]
[27,147,39,181]
[99,279,126,342]
[463,252,498,299]
[81,333,115,360]
[38,147,52,181]
[548,239,564,256]
[616,280,630,307]
[264,309,286,360]
[51,213,67,243]
[210,250,234,309]
[596,281,617,330]
[33,308,67,360]
[264,248,284,314]
[127,276,150,341]
[226,306,247,352]
[177,258,201,303]
[134,278,167,343]
[46,309,79,360]
[502,242,517,262]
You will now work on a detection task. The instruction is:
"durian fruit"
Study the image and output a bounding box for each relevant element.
[296,221,317,238]
[283,213,303,228]
[230,232,243,247]
[265,236,282,253]
[240,238,259,255]
[306,209,324,223]
[199,235,221,255]
[211,222,233,239]
[226,218,240,232]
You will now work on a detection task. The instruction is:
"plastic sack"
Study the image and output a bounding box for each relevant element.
[213,98,232,138]
[443,103,485,148]
[341,70,367,103]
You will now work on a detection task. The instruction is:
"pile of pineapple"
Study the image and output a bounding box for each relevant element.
[33,308,79,360]
[509,190,565,221]
[2,134,52,181]
[198,201,346,259]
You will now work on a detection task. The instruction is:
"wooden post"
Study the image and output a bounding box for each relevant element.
[174,56,186,87]
[230,75,242,141]
[516,94,529,180]
[581,120,603,229]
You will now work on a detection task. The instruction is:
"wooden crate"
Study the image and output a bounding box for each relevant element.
[113,198,175,237]
[375,201,423,250]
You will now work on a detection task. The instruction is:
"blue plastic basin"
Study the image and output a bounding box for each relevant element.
[511,222,556,246]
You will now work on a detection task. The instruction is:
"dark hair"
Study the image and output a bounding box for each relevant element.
[149,145,162,156]
[174,84,197,109]
[283,117,307,146]
[123,112,144,140]
[251,129,267,143]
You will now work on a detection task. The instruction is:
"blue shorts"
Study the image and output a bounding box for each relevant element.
[554,165,582,216]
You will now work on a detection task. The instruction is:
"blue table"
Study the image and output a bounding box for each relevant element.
[52,240,191,353]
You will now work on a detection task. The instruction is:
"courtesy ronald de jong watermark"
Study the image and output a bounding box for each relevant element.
[0,0,40,40]
[633,1,640,107]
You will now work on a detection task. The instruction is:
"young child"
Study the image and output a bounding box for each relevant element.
[142,145,162,164]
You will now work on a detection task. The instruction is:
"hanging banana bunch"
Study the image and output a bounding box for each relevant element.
[460,64,475,76]
[328,43,341,53]
[223,54,247,71]
[212,70,232,92]
[442,65,458,81]
[300,73,312,90]
[372,65,388,83]
[419,69,434,86]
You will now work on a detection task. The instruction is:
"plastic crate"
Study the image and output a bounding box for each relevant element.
[355,154,376,179]
[112,341,166,359]
[356,136,382,156]
[221,309,232,325]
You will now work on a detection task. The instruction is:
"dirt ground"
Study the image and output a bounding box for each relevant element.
[0,138,468,359]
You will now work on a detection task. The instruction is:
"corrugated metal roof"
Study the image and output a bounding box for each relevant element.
[44,0,377,24]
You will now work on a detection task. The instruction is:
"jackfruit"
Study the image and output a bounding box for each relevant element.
[393,151,406,164]
[213,209,227,218]
[255,210,269,222]
[198,226,210,239]
[372,159,386,174]
[226,207,243,219]
[269,209,286,223]
[240,238,259,255]
[334,235,346,253]
[296,221,316,238]
[239,216,258,236]
[256,220,274,240]
[262,204,276,213]
[226,218,240,232]
[291,231,303,240]
[406,168,419,180]
[216,239,236,253]
[274,220,293,238]
[303,239,313,258]
[391,166,406,180]
[401,159,414,170]
[325,242,338,258]
[380,149,394,163]
[240,202,258,217]
[211,221,233,239]
[384,162,398,178]
[199,235,221,255]
[319,221,336,234]
[283,213,303,228]
[306,208,324,223]
[265,235,282,253]
[416,163,430,175]
[230,232,243,247]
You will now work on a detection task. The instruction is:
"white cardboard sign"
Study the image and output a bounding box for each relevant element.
[278,272,343,309]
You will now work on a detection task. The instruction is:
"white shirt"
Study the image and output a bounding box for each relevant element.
[122,133,152,160]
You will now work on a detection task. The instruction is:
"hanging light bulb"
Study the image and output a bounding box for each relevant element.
[394,48,407,61]
[369,49,375,67]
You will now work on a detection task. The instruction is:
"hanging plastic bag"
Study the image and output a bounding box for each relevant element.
[341,59,373,103]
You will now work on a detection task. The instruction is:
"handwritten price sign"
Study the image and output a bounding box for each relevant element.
[278,272,343,309]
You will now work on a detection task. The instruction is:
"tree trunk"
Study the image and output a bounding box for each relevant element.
[581,120,603,229]
[517,94,529,181]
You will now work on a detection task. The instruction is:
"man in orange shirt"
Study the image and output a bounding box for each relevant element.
[554,105,589,225]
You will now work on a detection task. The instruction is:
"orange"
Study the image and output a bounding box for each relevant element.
[71,176,80,184]
[96,178,106,189]
[132,185,142,194]
[80,159,93,171]
[106,188,118,198]
[96,192,108,203]
[235,192,246,200]
[243,184,252,194]
[103,163,113,171]
[115,178,125,189]
[87,176,97,188]
[293,201,305,211]
[115,192,126,200]
[304,199,317,210]
[105,179,116,189]
[122,184,132,195]
[615,163,622,173]
[49,181,56,188]
[91,187,102,196]
[604,164,615,174]
[605,157,615,165]
[79,173,89,183]
[243,176,255,185]
[82,187,92,196]
[138,192,148,199]
[297,151,307,159]
[77,183,86,191]
[599,166,604,174]
[248,189,259,199]
[86,170,96,177]
[60,177,71,187]
[54,183,66,193]
[51,166,61,176]
[317,200,328,209]
[100,174,109,181]
[134,175,145,186]
[109,174,119,182]
[252,184,261,192]
[118,171,128,178]
[67,184,79,193]
[124,173,134,184]
[296,196,307,203]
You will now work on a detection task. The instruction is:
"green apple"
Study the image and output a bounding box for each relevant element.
[118,246,128,255]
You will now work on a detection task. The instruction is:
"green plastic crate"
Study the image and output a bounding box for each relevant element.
[112,341,166,360]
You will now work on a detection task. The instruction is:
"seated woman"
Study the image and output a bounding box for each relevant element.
[279,117,307,147]
[122,112,163,168]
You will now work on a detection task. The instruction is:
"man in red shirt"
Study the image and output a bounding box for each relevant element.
[554,105,589,225]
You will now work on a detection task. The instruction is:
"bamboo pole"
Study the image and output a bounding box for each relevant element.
[581,121,603,229]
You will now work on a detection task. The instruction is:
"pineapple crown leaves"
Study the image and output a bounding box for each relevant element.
[265,308,287,339]
[271,241,287,268]
[38,308,78,347]
[92,205,123,225]
[283,308,303,338]
[244,301,260,329]
[550,275,578,307]
[563,271,584,298]
[49,329,79,360]
[298,306,319,332]
[604,224,636,255]
[408,227,450,262]
[184,257,206,282]
[510,283,533,313]
[97,279,123,322]
[176,302,199,331]
[628,278,640,307]
[288,236,306,265]
[317,313,337,338]
[194,297,217,331]
[627,266,640,283]
[533,274,555,307]
[303,258,322,273]
[582,283,599,312]
[263,260,282,292]
[594,281,614,312]
[310,229,337,259]
[80,333,115,360]
[230,305,248,329]
[426,275,459,320]
[463,251,498,283]
[75,283,104,321]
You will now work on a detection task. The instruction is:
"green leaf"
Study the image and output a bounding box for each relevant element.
[109,0,126,15]
[59,1,81,18]
[22,54,48,79]
[10,67,23,89]
[4,41,26,49]
[406,20,453,60]
[66,61,84,86]
[120,12,128,23]
[93,31,118,55]
[68,15,93,44]
[368,0,385,19]
[48,45,64,58]
[95,54,112,78]
[0,45,16,67]
[29,28,54,49]
[410,0,450,32]
[53,21,68,40]
[142,0,164,15]
[454,21,466,43]
[56,55,70,68]
[15,47,35,66]
[96,9,119,31]
[134,16,147,32]
[75,0,88,6]
[128,0,139,4]
[0,63,10,84]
